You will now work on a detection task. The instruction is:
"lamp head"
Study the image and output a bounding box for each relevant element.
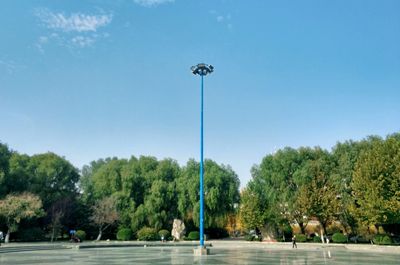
[191,63,214,76]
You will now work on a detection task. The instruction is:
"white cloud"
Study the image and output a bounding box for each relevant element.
[209,11,233,31]
[34,8,112,51]
[35,9,112,32]
[38,36,49,43]
[133,0,175,7]
[71,36,95,48]
[0,59,24,75]
[35,36,49,53]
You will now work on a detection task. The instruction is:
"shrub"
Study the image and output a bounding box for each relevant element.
[245,234,254,241]
[332,233,347,243]
[188,231,200,240]
[117,228,132,241]
[326,226,341,235]
[313,236,321,243]
[158,229,170,240]
[245,234,263,241]
[373,234,393,245]
[295,234,307,242]
[16,228,45,242]
[75,230,86,241]
[137,227,158,241]
[380,235,393,245]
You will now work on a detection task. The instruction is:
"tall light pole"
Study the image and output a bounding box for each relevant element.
[191,63,214,249]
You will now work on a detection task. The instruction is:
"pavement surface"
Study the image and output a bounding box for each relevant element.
[0,240,399,264]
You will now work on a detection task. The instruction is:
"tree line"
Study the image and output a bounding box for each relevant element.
[1,132,399,243]
[240,133,400,242]
[0,142,240,242]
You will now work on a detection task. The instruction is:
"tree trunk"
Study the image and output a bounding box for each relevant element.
[320,227,325,243]
[320,222,328,244]
[51,227,55,242]
[5,230,10,243]
[96,229,102,241]
[297,221,305,234]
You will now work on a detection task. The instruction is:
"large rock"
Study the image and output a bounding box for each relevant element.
[171,219,186,241]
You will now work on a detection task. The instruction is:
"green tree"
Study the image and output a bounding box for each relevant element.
[80,158,112,203]
[331,136,381,234]
[0,142,12,197]
[249,147,314,234]
[351,136,400,229]
[89,158,128,200]
[129,158,180,232]
[27,153,80,208]
[239,188,264,230]
[177,159,240,229]
[8,153,31,193]
[0,193,45,243]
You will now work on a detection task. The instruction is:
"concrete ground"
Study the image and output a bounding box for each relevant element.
[0,240,399,264]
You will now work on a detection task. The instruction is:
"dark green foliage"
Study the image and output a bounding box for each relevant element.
[295,234,307,242]
[0,142,11,197]
[28,153,80,209]
[75,230,86,241]
[245,233,262,242]
[137,227,158,241]
[117,228,132,241]
[332,233,347,243]
[313,236,321,243]
[245,234,255,241]
[243,133,400,242]
[158,229,170,239]
[244,235,254,241]
[373,234,393,245]
[16,228,45,242]
[205,227,229,239]
[187,231,200,240]
[177,159,240,229]
[2,132,400,245]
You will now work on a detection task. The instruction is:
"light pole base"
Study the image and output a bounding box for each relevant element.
[193,246,210,256]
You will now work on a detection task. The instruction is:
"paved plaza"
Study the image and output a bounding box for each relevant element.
[0,241,399,264]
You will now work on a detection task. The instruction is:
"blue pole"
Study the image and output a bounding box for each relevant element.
[199,74,204,247]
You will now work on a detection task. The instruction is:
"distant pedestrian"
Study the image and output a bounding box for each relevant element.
[292,235,297,248]
[69,229,77,242]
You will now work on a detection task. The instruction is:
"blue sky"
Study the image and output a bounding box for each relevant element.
[1,0,399,187]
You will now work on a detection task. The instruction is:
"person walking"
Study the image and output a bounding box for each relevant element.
[292,235,297,248]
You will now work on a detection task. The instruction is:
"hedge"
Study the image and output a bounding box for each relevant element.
[75,230,86,241]
[373,234,393,245]
[137,227,158,241]
[313,236,321,243]
[158,229,170,239]
[332,233,347,243]
[16,228,45,242]
[188,231,200,240]
[295,234,307,242]
[117,228,132,241]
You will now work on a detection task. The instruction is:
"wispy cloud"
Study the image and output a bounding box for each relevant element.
[133,0,175,8]
[34,8,112,51]
[209,10,233,31]
[0,58,25,75]
[36,9,112,32]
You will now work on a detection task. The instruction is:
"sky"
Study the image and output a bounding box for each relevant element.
[1,0,399,188]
